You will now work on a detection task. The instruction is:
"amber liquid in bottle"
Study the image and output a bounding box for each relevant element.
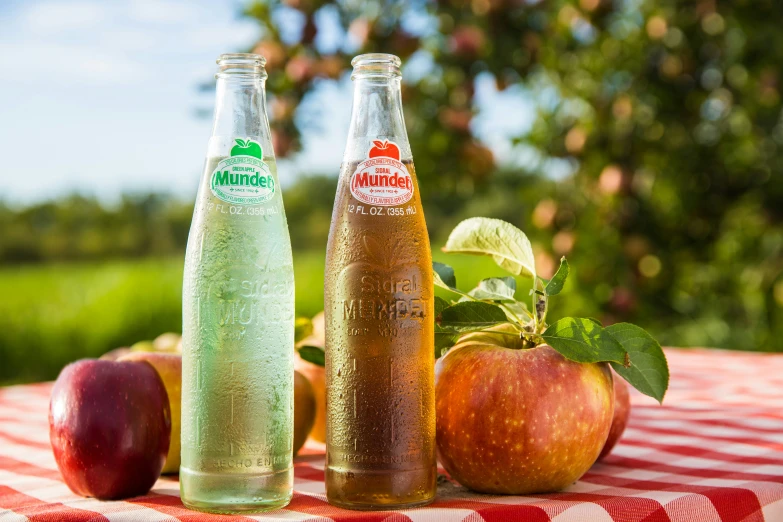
[324,54,436,510]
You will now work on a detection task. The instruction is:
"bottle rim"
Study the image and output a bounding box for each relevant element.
[351,53,401,80]
[351,53,401,68]
[216,53,267,79]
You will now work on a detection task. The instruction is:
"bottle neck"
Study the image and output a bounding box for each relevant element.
[344,77,411,162]
[211,76,268,139]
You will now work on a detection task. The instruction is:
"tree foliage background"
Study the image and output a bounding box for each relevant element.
[2,0,782,371]
[244,0,783,351]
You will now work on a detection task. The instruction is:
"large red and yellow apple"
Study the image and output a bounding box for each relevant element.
[599,373,631,460]
[118,352,182,474]
[435,328,614,494]
[49,359,171,499]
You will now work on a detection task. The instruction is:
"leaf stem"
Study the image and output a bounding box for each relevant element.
[440,286,478,301]
[539,294,549,333]
[485,330,525,338]
[532,284,539,333]
[534,277,548,334]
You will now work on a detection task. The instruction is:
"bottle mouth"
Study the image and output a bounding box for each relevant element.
[216,53,267,79]
[351,53,401,80]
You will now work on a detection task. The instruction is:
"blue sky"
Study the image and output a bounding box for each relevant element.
[0,0,536,204]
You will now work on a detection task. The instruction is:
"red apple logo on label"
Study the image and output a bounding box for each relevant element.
[368,140,400,160]
[349,139,413,207]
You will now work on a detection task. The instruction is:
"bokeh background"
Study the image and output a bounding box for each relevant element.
[1,0,781,385]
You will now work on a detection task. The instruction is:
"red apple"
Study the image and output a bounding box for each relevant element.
[49,359,171,499]
[435,334,614,494]
[598,373,631,460]
[368,140,400,160]
[118,352,182,474]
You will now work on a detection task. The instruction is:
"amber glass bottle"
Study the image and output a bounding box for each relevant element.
[324,53,436,510]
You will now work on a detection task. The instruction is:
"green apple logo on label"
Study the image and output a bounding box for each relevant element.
[210,138,275,205]
[231,138,262,159]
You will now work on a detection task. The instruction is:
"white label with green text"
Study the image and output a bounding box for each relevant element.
[210,138,275,205]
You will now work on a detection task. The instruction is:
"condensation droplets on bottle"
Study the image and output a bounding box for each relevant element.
[180,53,295,514]
[324,53,437,510]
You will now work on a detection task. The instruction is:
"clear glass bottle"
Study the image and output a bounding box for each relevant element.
[324,53,437,510]
[180,53,294,514]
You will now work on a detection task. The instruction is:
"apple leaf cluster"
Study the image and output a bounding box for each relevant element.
[434,217,669,403]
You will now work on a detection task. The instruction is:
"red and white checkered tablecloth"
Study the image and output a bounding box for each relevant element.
[1,348,782,521]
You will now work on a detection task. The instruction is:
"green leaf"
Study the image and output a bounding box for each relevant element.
[434,326,459,358]
[298,345,325,367]
[443,218,536,278]
[502,301,531,321]
[545,257,569,296]
[235,138,245,147]
[433,262,457,289]
[433,263,476,301]
[607,323,669,403]
[434,295,450,318]
[435,321,520,358]
[439,301,509,331]
[468,277,517,301]
[542,317,626,364]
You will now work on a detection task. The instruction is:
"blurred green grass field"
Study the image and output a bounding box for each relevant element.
[0,251,506,385]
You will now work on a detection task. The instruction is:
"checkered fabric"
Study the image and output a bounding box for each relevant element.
[1,348,782,521]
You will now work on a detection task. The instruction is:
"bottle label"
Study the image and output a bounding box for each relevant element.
[349,140,414,207]
[210,138,275,205]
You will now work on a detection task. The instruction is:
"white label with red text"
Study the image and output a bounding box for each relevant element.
[349,140,414,207]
